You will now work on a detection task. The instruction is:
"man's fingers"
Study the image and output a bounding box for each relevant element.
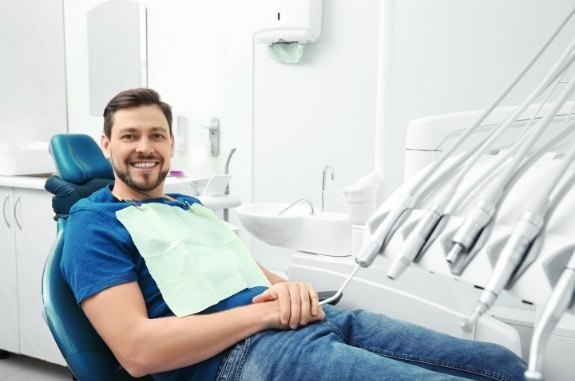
[289,284,302,329]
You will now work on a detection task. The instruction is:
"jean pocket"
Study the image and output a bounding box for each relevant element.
[216,338,251,381]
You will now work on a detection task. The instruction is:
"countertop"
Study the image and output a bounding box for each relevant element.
[0,175,242,210]
[0,175,51,189]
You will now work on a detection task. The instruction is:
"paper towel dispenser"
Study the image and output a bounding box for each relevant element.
[253,0,322,44]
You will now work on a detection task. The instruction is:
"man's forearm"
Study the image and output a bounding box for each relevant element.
[118,301,281,377]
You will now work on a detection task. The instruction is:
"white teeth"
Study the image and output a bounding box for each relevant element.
[133,162,156,169]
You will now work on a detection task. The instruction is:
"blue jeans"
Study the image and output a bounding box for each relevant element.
[216,305,526,381]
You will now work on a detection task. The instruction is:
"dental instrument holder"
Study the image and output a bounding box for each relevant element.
[205,118,220,157]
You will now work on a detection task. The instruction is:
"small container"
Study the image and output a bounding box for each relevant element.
[342,173,380,225]
[344,193,377,226]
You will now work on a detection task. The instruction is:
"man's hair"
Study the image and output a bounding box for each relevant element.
[103,88,173,138]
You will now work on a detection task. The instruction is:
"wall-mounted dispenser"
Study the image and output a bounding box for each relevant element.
[254,0,322,44]
[253,0,323,63]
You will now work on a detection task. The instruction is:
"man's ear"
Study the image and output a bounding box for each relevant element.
[101,134,111,159]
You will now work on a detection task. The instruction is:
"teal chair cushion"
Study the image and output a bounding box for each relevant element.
[42,134,152,380]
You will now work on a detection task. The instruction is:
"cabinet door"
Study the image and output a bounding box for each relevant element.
[0,188,19,353]
[14,188,64,365]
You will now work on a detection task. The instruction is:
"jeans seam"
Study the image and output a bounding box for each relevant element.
[217,337,251,381]
[320,319,346,341]
[234,337,250,381]
[353,345,512,381]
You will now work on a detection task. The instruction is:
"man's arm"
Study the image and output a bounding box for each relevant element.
[82,281,323,378]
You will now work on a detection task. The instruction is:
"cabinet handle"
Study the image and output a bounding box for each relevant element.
[13,194,22,230]
[2,194,10,228]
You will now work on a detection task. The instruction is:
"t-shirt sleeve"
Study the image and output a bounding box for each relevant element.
[61,208,138,305]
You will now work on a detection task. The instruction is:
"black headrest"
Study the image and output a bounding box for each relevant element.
[45,134,115,218]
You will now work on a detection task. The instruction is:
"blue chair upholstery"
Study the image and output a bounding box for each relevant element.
[42,134,152,380]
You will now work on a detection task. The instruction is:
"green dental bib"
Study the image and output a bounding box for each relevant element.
[116,202,270,317]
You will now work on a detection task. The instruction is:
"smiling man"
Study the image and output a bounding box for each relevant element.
[102,97,173,198]
[60,88,527,381]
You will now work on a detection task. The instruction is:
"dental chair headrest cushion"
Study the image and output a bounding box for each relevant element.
[49,134,114,184]
[45,176,113,218]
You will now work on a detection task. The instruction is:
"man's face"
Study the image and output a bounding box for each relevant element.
[101,104,174,198]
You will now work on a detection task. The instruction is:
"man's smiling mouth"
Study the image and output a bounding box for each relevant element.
[132,161,158,169]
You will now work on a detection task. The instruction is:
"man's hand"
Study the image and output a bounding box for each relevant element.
[252,282,325,329]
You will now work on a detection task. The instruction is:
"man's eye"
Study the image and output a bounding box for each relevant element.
[121,135,135,140]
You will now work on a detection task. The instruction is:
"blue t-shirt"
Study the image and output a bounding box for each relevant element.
[61,185,266,381]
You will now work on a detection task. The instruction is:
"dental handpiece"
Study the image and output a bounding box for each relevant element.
[355,193,413,268]
[447,199,496,263]
[387,205,442,280]
[447,184,502,264]
[525,252,575,381]
[461,210,543,332]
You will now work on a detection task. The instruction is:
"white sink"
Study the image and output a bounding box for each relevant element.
[235,202,310,245]
[236,203,352,256]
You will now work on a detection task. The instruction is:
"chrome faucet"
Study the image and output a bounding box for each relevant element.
[322,165,335,212]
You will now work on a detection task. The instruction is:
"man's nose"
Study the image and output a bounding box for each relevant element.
[136,137,153,154]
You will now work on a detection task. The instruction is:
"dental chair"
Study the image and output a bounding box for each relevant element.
[42,133,153,381]
[41,134,340,381]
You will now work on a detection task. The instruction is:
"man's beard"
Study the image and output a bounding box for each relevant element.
[114,164,169,193]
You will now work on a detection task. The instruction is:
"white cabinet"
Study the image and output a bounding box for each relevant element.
[0,188,19,354]
[0,184,64,365]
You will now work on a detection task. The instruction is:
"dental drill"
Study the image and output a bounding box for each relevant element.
[524,251,575,381]
[333,7,575,311]
[381,11,575,279]
[445,43,575,266]
[461,107,575,331]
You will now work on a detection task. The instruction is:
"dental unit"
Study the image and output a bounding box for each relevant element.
[295,5,575,380]
[232,4,575,380]
[391,33,575,281]
[355,5,575,274]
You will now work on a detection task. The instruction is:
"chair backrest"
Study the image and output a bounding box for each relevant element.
[42,134,151,380]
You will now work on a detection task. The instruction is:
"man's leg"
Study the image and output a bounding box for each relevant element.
[216,305,526,381]
[316,305,526,380]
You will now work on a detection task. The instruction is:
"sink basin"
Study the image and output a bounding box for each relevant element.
[236,203,352,256]
[235,202,311,246]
